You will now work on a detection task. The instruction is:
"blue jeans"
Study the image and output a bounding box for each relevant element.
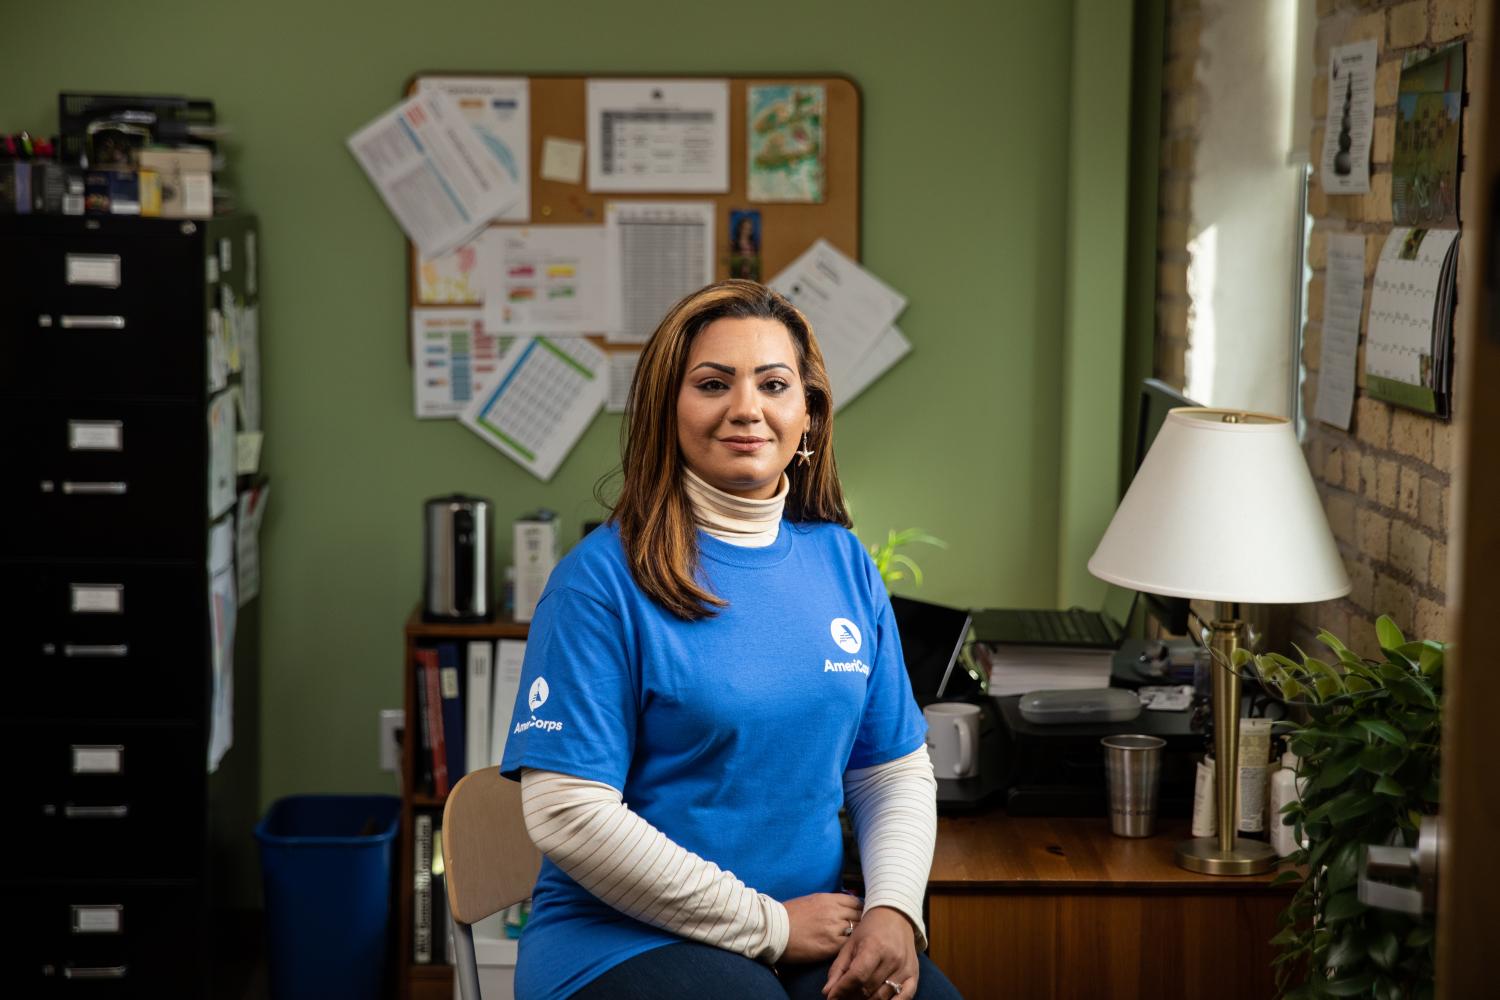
[567,941,964,1000]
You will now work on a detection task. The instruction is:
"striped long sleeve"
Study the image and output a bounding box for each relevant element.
[518,767,791,962]
[519,745,937,961]
[842,745,938,950]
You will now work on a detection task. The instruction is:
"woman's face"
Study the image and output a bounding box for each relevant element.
[676,316,810,500]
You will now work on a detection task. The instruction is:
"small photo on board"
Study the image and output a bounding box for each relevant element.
[728,209,762,281]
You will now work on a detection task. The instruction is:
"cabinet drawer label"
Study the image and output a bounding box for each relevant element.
[65,254,121,288]
[71,584,123,614]
[72,745,123,774]
[71,905,123,934]
[68,420,123,451]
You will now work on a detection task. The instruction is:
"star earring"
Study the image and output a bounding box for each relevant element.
[796,431,815,466]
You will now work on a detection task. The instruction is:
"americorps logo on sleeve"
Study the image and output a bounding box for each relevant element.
[514,676,564,734]
[825,617,869,676]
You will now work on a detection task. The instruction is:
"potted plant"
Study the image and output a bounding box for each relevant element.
[1242,615,1443,1000]
[865,527,945,592]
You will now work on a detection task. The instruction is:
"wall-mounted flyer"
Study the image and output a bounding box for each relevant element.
[1320,40,1376,195]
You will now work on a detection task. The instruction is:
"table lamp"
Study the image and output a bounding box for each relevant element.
[1088,408,1351,874]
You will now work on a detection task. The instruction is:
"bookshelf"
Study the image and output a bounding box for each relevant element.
[400,604,528,1000]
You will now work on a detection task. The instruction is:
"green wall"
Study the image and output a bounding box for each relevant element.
[2,0,1130,808]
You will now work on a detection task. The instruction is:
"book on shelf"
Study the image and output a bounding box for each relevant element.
[466,641,493,780]
[975,642,1114,698]
[413,812,433,964]
[413,654,435,795]
[490,639,527,767]
[419,648,450,796]
[437,642,466,781]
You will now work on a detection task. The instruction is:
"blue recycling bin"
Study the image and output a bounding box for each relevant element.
[255,795,401,1000]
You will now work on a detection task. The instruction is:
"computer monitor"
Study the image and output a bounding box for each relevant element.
[1128,378,1200,635]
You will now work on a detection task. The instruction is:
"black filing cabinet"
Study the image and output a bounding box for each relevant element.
[0,215,262,996]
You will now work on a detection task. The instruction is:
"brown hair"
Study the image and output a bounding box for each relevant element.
[606,279,851,619]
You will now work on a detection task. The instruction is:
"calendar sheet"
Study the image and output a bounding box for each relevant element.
[604,201,716,343]
[459,336,607,481]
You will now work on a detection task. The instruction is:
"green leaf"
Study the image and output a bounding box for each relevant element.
[1372,775,1404,797]
[1405,924,1434,947]
[1325,972,1376,996]
[1356,744,1406,775]
[1376,615,1406,652]
[1307,751,1363,792]
[1358,719,1408,745]
[1318,629,1349,654]
[1418,644,1443,676]
[1368,929,1399,971]
[1325,890,1368,923]
[1325,928,1365,969]
[1270,869,1303,887]
[1270,925,1300,946]
[1374,976,1403,1000]
[1327,841,1361,893]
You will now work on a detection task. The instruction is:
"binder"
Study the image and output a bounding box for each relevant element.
[465,641,492,777]
[490,639,527,767]
[437,642,466,782]
[413,655,434,795]
[418,648,450,796]
[413,812,433,963]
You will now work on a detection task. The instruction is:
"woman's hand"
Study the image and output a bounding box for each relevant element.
[821,906,919,1000]
[781,892,866,964]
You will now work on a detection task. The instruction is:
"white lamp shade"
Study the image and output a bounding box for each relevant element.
[1088,408,1351,605]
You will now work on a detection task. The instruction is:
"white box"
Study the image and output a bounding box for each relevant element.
[512,517,558,623]
[455,912,518,1000]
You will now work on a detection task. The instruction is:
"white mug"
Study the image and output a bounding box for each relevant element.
[924,703,981,779]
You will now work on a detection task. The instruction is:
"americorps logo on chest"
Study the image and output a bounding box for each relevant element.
[825,617,869,676]
[514,676,564,734]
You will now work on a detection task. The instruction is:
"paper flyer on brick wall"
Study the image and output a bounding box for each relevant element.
[1320,40,1376,195]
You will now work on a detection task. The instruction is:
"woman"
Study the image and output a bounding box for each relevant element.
[500,280,960,1000]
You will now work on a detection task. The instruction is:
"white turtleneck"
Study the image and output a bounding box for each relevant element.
[516,471,937,963]
[681,466,788,547]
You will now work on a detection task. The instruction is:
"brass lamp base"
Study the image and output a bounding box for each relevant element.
[1175,836,1279,876]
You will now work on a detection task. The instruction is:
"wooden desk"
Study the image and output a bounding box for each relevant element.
[927,812,1293,1000]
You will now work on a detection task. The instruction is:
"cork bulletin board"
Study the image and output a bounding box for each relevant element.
[403,72,862,355]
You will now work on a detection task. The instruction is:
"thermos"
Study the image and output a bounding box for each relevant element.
[423,494,492,621]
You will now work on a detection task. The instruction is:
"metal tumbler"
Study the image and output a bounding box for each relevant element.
[1101,734,1167,838]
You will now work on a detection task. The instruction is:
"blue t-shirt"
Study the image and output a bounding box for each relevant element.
[499,518,926,1000]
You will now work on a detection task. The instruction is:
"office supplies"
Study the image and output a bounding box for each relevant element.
[415,76,530,223]
[410,309,508,419]
[1319,40,1376,195]
[748,84,826,203]
[978,643,1114,697]
[460,336,607,481]
[604,200,716,343]
[541,136,585,184]
[1314,232,1365,430]
[465,641,493,777]
[512,511,558,623]
[483,224,610,334]
[1089,407,1350,875]
[769,238,907,405]
[586,79,730,193]
[413,812,434,963]
[490,639,527,766]
[1365,226,1460,417]
[1102,734,1165,838]
[438,642,467,781]
[423,494,493,622]
[1019,688,1141,725]
[346,88,520,258]
[924,703,981,778]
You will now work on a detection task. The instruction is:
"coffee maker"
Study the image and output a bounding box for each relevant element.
[423,494,492,621]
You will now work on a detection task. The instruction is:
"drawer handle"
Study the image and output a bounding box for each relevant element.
[59,315,126,330]
[63,643,130,658]
[63,804,129,820]
[63,965,128,980]
[60,481,129,496]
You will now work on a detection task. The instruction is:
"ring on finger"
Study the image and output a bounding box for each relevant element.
[842,919,854,936]
[883,979,903,996]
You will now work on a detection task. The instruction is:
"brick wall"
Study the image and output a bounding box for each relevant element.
[1299,0,1471,656]
[1155,0,1200,391]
